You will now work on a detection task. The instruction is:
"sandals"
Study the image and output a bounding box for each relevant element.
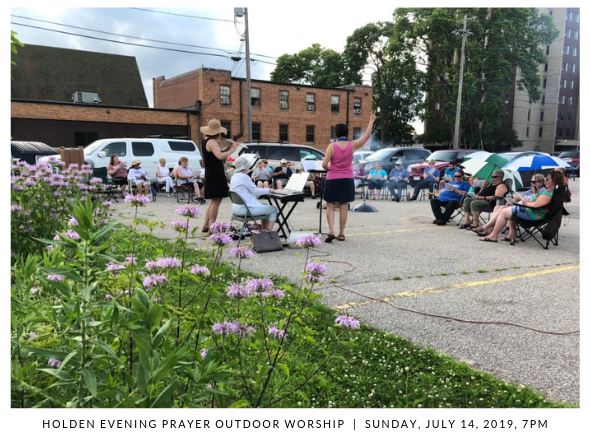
[472,226,486,234]
[477,230,492,237]
[458,224,471,229]
[480,236,498,242]
[201,227,209,233]
[337,234,345,241]
[501,237,514,242]
[325,233,336,243]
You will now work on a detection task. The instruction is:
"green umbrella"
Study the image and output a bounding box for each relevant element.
[461,158,506,180]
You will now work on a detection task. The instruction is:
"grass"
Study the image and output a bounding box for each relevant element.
[111,228,575,408]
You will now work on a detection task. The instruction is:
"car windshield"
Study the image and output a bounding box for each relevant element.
[84,139,109,154]
[426,151,456,162]
[366,149,395,161]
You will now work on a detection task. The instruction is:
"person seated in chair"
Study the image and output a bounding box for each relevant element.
[459,169,508,230]
[229,156,278,232]
[272,159,293,189]
[156,157,175,197]
[302,171,317,198]
[430,169,470,225]
[127,159,151,197]
[353,162,366,189]
[411,159,440,200]
[367,163,387,200]
[174,156,205,203]
[252,160,272,188]
[107,154,128,196]
[478,171,564,243]
[387,160,409,202]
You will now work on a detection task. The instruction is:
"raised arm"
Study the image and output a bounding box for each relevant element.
[351,111,376,151]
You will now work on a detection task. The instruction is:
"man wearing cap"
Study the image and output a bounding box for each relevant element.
[387,160,410,202]
[410,159,440,201]
[229,156,278,232]
[200,119,239,233]
[272,159,294,190]
[127,159,150,197]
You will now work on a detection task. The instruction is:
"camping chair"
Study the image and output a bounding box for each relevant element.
[511,185,567,249]
[91,167,120,202]
[228,191,269,247]
[478,178,513,226]
[449,193,466,225]
[175,176,195,203]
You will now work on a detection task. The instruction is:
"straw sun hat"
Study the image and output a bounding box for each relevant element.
[200,119,227,136]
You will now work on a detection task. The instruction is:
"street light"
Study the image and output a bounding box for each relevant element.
[234,7,252,141]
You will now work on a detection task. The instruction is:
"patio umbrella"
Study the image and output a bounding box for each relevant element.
[499,168,523,192]
[461,156,509,180]
[463,151,509,166]
[503,154,572,172]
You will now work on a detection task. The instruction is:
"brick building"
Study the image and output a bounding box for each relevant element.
[153,68,373,148]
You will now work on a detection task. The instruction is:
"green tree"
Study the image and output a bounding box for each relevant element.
[11,30,24,66]
[270,43,361,87]
[395,7,558,149]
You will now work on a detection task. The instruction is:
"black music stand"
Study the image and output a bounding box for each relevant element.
[353,177,378,212]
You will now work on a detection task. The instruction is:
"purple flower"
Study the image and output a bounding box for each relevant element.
[151,256,181,269]
[304,262,328,284]
[200,349,207,359]
[106,263,126,271]
[246,278,273,293]
[227,283,250,298]
[232,321,256,338]
[208,233,233,247]
[10,205,22,212]
[171,220,189,232]
[190,265,210,275]
[125,194,150,206]
[47,274,65,282]
[47,245,54,252]
[335,315,360,329]
[48,358,62,368]
[212,321,234,336]
[142,274,167,289]
[268,326,286,339]
[105,294,114,300]
[28,332,37,340]
[102,201,113,207]
[209,221,233,234]
[89,177,103,185]
[230,246,255,259]
[68,217,79,226]
[65,230,80,240]
[269,289,285,299]
[175,205,202,218]
[296,235,321,249]
[125,256,137,266]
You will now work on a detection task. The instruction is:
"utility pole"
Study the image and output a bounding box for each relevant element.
[453,15,472,149]
[234,7,252,141]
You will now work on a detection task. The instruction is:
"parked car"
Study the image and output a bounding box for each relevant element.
[359,147,431,176]
[353,150,373,163]
[38,138,202,179]
[558,151,580,176]
[230,141,325,172]
[407,149,479,184]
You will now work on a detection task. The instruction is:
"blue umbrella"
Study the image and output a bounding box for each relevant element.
[504,154,572,172]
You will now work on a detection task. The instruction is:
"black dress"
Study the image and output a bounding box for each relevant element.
[202,137,229,199]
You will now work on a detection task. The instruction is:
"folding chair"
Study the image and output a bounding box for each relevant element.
[228,191,270,247]
[511,185,566,249]
[175,177,195,203]
[449,194,466,225]
[91,167,120,202]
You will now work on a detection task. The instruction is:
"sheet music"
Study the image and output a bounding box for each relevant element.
[283,173,307,191]
[302,160,325,172]
[504,195,515,205]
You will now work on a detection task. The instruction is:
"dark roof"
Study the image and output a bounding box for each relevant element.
[11,44,148,107]
[11,141,58,155]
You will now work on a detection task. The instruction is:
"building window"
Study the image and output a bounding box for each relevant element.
[544,63,548,72]
[540,111,544,122]
[527,109,530,121]
[567,28,572,38]
[251,88,261,107]
[546,45,550,55]
[561,95,566,104]
[569,96,573,105]
[306,126,315,143]
[565,45,570,55]
[573,47,577,57]
[559,111,564,120]
[251,123,261,141]
[576,13,579,23]
[562,79,567,88]
[575,30,579,40]
[435,102,441,111]
[279,124,288,142]
[306,93,315,111]
[571,80,575,89]
[331,96,340,113]
[526,126,529,138]
[564,62,569,72]
[566,128,571,137]
[541,94,545,105]
[557,128,563,137]
[221,122,231,139]
[353,98,362,114]
[353,128,361,139]
[572,64,576,73]
[220,85,230,105]
[568,11,573,21]
[539,128,543,137]
[543,79,547,89]
[330,126,336,140]
[279,91,289,109]
[74,131,99,147]
[568,112,572,121]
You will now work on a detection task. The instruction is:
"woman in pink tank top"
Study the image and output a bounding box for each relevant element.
[321,112,376,242]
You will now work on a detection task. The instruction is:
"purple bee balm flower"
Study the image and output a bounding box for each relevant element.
[232,321,256,338]
[335,315,360,329]
[175,205,202,218]
[89,177,103,185]
[227,283,250,298]
[269,288,285,299]
[47,274,65,282]
[190,265,210,275]
[48,358,62,368]
[28,332,37,340]
[304,262,328,284]
[212,321,234,336]
[208,233,233,247]
[229,246,255,259]
[142,274,167,289]
[12,184,24,191]
[200,349,207,359]
[171,220,189,232]
[47,245,54,252]
[102,201,113,207]
[125,256,137,266]
[125,194,150,206]
[23,178,36,187]
[209,221,233,234]
[10,205,22,212]
[105,294,114,300]
[68,217,79,226]
[246,278,273,293]
[65,230,80,240]
[155,257,182,268]
[296,235,321,249]
[106,263,126,271]
[268,326,286,339]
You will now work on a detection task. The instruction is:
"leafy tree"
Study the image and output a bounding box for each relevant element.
[270,43,361,87]
[395,8,558,149]
[11,30,24,66]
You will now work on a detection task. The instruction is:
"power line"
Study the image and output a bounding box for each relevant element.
[131,7,233,22]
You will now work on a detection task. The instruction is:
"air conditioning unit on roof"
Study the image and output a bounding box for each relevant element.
[72,92,101,104]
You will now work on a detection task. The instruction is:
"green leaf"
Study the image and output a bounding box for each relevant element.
[153,319,171,348]
[38,368,75,381]
[277,363,290,377]
[150,379,178,408]
[82,367,98,397]
[228,400,250,408]
[88,339,124,364]
[254,364,271,387]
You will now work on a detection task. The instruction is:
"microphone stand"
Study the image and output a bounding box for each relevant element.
[352,177,378,212]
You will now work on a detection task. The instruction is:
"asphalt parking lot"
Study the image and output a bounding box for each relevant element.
[111,179,581,405]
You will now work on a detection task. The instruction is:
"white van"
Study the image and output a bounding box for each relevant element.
[39,138,202,178]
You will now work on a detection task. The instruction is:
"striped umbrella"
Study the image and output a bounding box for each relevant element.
[461,155,509,180]
[503,154,572,172]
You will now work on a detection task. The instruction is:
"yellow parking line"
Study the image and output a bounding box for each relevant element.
[333,265,579,311]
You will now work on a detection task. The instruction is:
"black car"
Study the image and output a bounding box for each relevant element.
[558,151,580,177]
[359,147,431,175]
